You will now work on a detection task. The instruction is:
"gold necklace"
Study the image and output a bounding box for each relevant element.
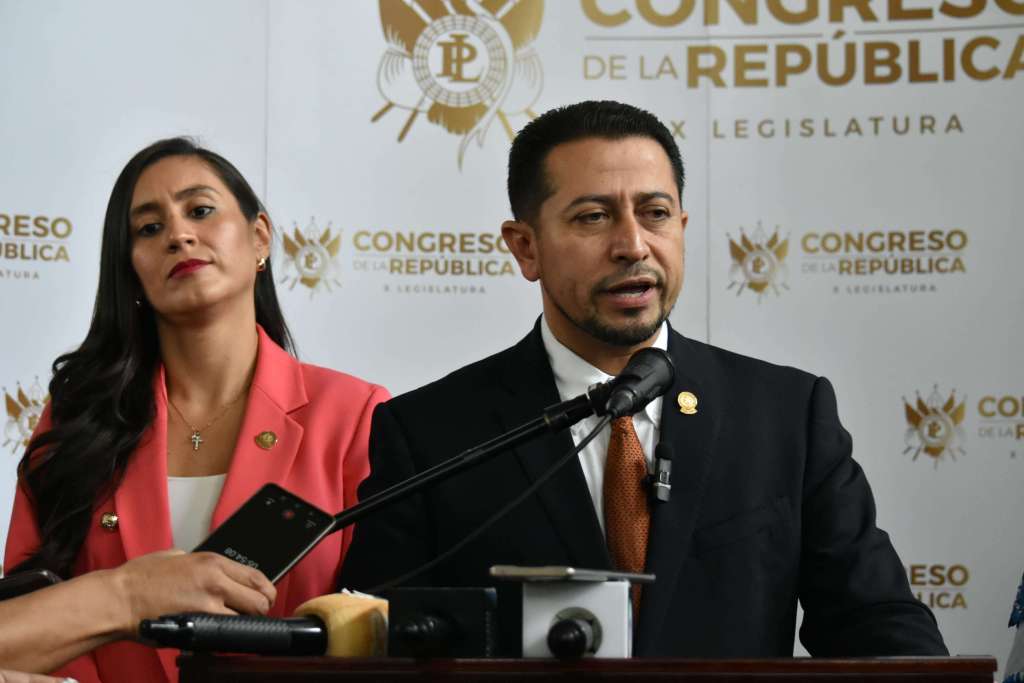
[167,388,248,452]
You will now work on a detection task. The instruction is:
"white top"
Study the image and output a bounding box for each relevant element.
[540,316,666,534]
[167,474,227,551]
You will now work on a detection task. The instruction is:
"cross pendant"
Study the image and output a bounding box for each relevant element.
[190,430,203,451]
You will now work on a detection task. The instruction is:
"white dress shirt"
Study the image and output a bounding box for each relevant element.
[540,316,666,534]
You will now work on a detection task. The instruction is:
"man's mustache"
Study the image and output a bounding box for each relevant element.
[592,264,665,294]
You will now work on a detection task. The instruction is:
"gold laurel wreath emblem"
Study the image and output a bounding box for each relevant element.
[372,0,544,168]
[4,381,47,453]
[281,221,343,295]
[903,386,967,465]
[727,225,789,299]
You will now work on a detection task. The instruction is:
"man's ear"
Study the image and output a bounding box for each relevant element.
[252,211,272,259]
[501,219,541,282]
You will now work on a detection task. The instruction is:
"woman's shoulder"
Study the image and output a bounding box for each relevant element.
[298,362,388,402]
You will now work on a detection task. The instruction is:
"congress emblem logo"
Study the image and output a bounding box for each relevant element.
[727,223,789,299]
[4,379,46,454]
[372,0,544,168]
[903,385,966,466]
[279,219,343,295]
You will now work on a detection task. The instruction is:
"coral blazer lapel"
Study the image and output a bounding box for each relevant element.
[210,327,308,530]
[113,368,174,559]
[111,370,177,683]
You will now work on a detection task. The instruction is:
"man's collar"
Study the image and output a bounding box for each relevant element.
[540,315,666,425]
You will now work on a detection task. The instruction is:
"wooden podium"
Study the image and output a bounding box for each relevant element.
[178,655,996,682]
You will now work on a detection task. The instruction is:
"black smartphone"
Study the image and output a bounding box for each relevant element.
[0,568,61,601]
[193,483,336,583]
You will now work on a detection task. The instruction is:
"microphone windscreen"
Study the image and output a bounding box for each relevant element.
[294,591,389,657]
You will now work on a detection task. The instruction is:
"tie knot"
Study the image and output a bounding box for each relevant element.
[611,415,635,433]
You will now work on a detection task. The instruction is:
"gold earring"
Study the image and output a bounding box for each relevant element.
[257,256,267,272]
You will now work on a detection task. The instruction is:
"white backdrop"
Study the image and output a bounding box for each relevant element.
[1,0,1021,674]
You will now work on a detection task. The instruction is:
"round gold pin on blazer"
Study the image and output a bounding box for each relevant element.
[677,391,698,415]
[100,512,119,531]
[255,431,278,450]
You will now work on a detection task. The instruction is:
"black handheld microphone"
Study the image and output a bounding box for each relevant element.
[604,347,675,419]
[140,613,326,655]
[650,442,674,503]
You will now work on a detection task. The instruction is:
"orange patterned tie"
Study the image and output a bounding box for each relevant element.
[603,415,650,622]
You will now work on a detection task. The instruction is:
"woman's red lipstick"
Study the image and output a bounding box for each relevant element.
[168,259,209,279]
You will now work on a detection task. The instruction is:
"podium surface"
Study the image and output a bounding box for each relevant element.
[178,655,996,682]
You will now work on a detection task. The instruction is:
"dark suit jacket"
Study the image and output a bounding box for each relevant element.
[340,323,947,657]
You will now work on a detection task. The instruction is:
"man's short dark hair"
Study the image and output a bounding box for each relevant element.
[507,100,685,225]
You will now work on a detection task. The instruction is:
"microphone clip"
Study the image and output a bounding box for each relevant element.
[646,443,673,503]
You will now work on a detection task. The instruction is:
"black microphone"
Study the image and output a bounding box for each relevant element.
[140,613,326,655]
[546,607,603,659]
[603,347,675,419]
[544,347,675,427]
[391,614,456,657]
[649,442,674,503]
[547,617,598,659]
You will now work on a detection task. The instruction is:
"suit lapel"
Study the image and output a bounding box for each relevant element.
[111,371,182,683]
[211,327,307,529]
[495,324,610,570]
[113,368,174,559]
[636,330,720,653]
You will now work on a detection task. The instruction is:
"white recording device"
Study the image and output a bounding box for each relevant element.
[490,565,655,659]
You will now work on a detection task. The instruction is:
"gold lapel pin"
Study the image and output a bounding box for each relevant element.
[677,391,698,415]
[255,431,278,450]
[100,512,119,531]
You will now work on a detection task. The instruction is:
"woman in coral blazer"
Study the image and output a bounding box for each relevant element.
[4,138,387,683]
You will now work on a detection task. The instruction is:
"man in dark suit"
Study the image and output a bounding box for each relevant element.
[340,100,946,657]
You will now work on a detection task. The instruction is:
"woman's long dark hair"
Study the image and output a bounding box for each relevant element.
[15,138,294,578]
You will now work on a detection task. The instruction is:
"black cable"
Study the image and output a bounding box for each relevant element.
[369,414,614,594]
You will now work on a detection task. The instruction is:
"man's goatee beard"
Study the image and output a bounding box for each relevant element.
[579,312,667,347]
